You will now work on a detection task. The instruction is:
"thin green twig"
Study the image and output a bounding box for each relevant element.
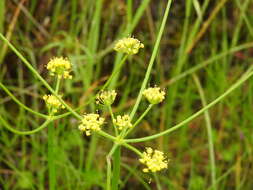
[101,55,128,90]
[0,82,49,119]
[130,0,173,119]
[108,105,118,136]
[0,115,52,135]
[106,144,118,190]
[0,32,81,120]
[125,104,153,137]
[126,66,253,143]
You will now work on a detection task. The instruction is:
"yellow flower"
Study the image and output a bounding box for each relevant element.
[96,90,117,106]
[139,147,168,173]
[114,37,144,55]
[46,57,72,79]
[43,94,65,113]
[78,113,105,136]
[113,114,132,130]
[142,87,165,104]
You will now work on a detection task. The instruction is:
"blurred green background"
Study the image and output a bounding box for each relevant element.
[0,0,253,189]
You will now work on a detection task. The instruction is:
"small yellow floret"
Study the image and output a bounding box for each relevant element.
[114,37,144,55]
[46,57,72,79]
[139,147,168,173]
[113,114,132,130]
[142,87,165,104]
[96,90,117,106]
[78,113,105,136]
[43,94,65,113]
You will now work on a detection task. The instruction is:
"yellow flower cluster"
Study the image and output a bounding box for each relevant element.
[142,87,165,104]
[114,37,144,55]
[96,90,117,106]
[139,147,168,173]
[113,114,132,130]
[46,57,72,79]
[43,94,65,113]
[78,113,105,136]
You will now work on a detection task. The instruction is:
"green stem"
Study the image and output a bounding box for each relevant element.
[106,144,118,190]
[0,115,52,135]
[122,143,142,157]
[130,0,173,119]
[97,131,117,142]
[0,32,117,143]
[111,147,121,190]
[48,121,56,190]
[125,104,153,136]
[55,77,61,94]
[108,105,118,136]
[133,104,153,127]
[153,173,162,190]
[0,32,81,120]
[192,74,217,190]
[125,67,253,143]
[106,155,112,190]
[0,109,116,141]
[0,82,49,119]
[20,40,248,122]
[101,55,128,90]
[48,76,62,190]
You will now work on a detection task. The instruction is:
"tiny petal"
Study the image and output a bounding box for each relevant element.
[139,147,168,173]
[114,37,144,55]
[46,57,72,79]
[113,114,132,130]
[78,113,105,136]
[43,94,65,113]
[96,90,117,106]
[142,87,165,104]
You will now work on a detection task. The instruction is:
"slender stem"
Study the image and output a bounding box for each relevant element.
[108,3,172,188]
[0,82,49,119]
[122,143,142,157]
[125,67,253,143]
[0,32,81,120]
[153,173,162,190]
[53,42,253,121]
[125,104,153,137]
[46,40,253,124]
[126,0,133,31]
[108,105,118,136]
[0,116,52,135]
[101,55,128,90]
[133,104,153,127]
[0,109,116,141]
[121,163,152,190]
[97,130,117,142]
[106,144,118,190]
[130,0,173,119]
[111,147,121,190]
[48,121,56,190]
[55,77,61,94]
[106,156,112,190]
[192,74,217,190]
[48,76,62,190]
[0,32,117,143]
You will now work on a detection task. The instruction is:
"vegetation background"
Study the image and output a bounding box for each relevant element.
[0,0,253,189]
